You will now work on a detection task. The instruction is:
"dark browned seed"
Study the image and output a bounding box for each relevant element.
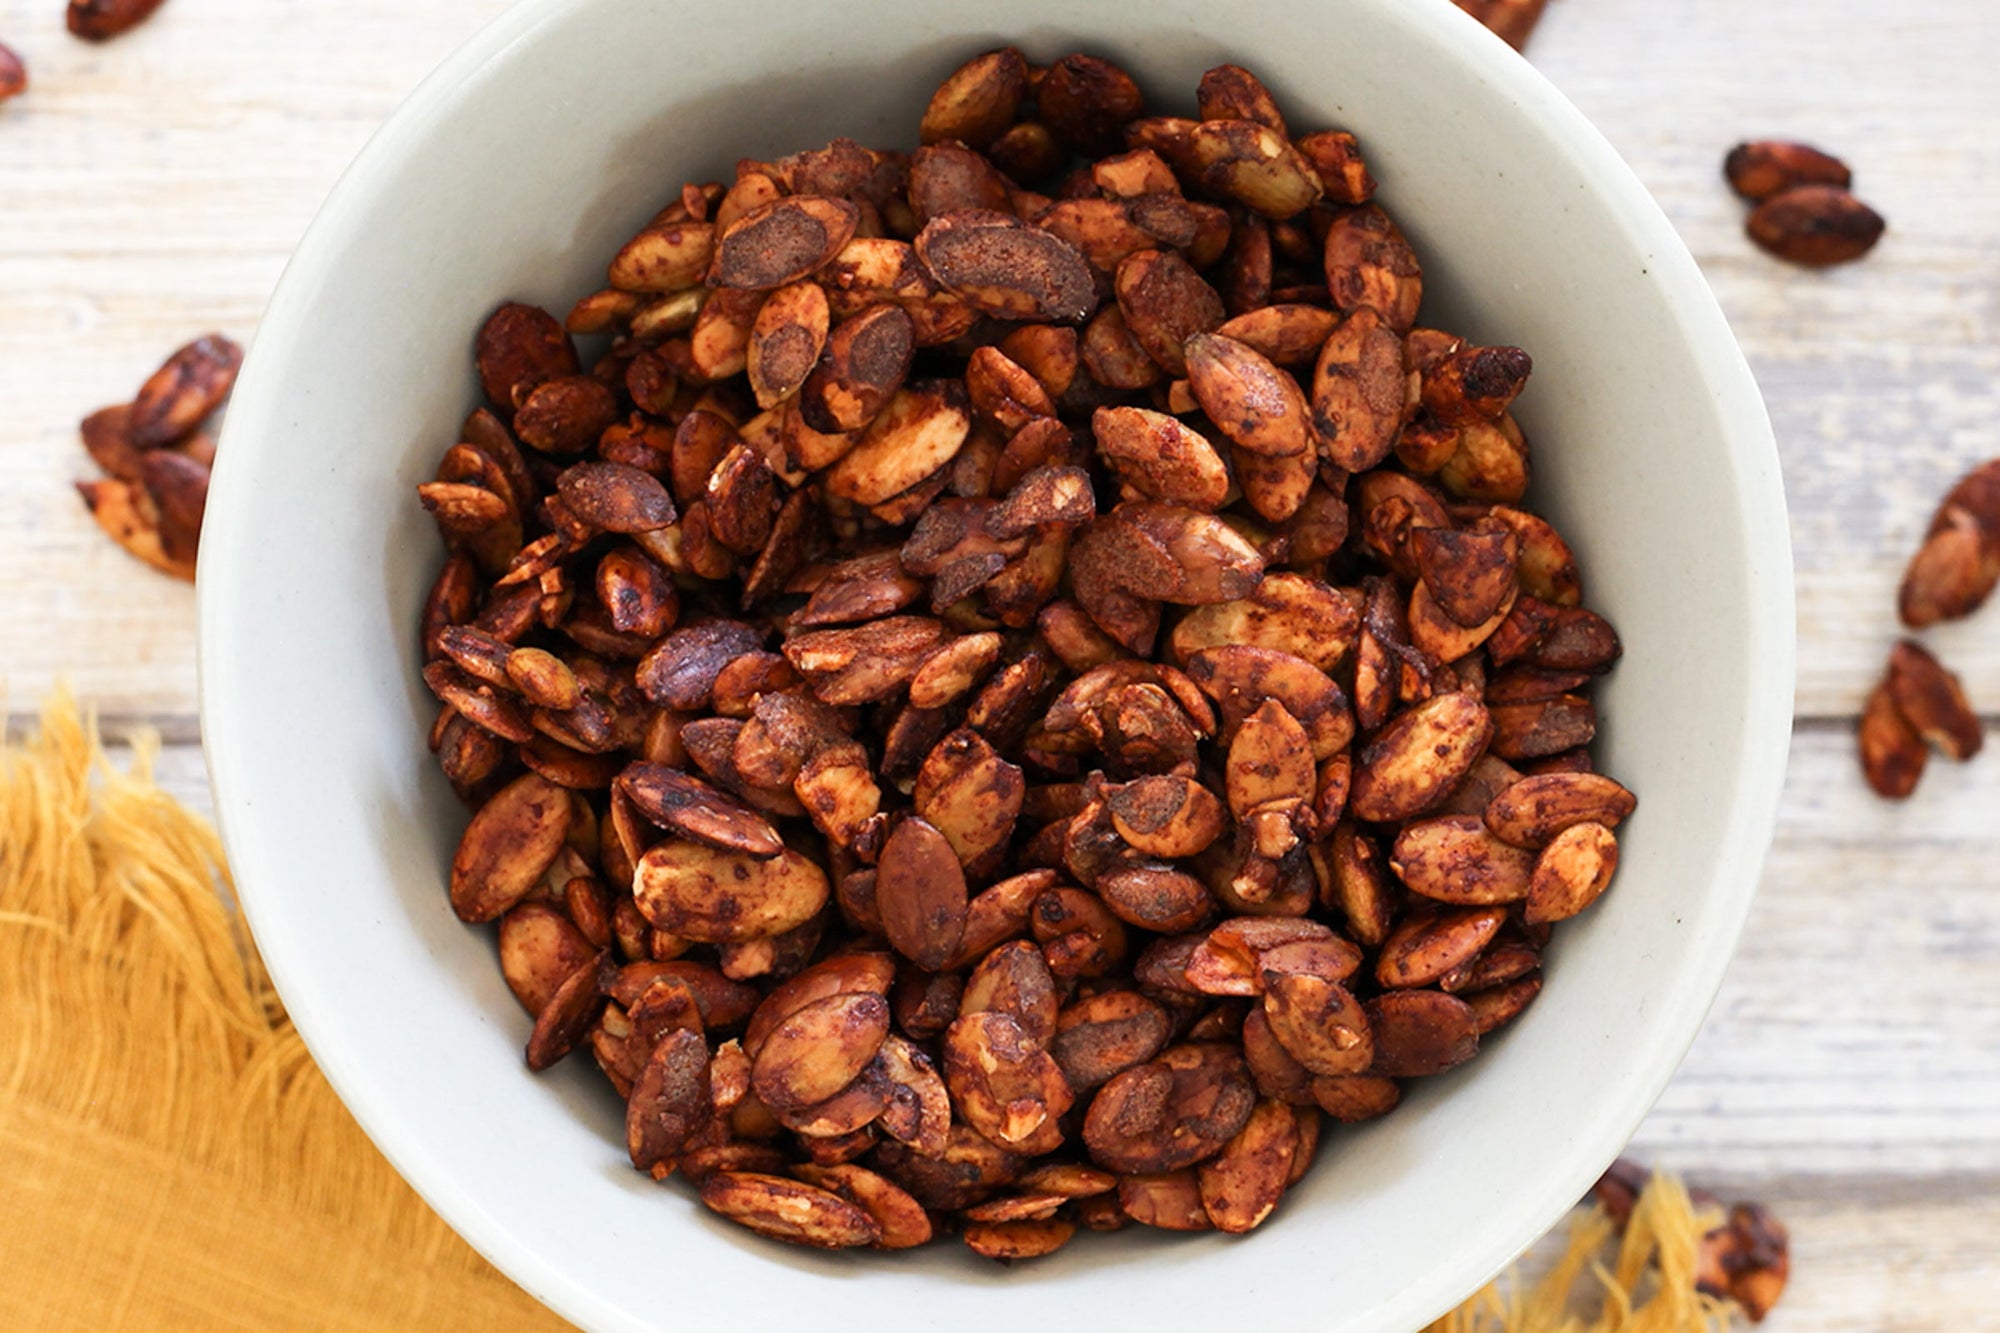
[525,950,612,1071]
[565,287,645,335]
[1196,64,1286,134]
[1310,1072,1401,1122]
[1294,130,1376,205]
[1524,821,1620,924]
[1885,640,1983,761]
[1411,522,1520,628]
[943,1009,1074,1154]
[1114,248,1227,378]
[1038,53,1146,155]
[989,119,1065,183]
[1031,884,1131,980]
[1322,204,1423,334]
[1312,308,1408,474]
[711,196,861,290]
[1116,1170,1212,1231]
[801,303,916,435]
[0,42,27,99]
[1349,690,1493,821]
[636,620,766,711]
[783,615,949,706]
[1423,345,1533,426]
[1051,990,1173,1093]
[595,546,678,639]
[794,549,926,629]
[423,660,535,744]
[960,940,1059,1046]
[871,1123,1025,1212]
[1484,772,1638,847]
[1186,118,1324,220]
[1081,304,1167,391]
[476,302,578,409]
[609,220,716,293]
[1213,303,1338,369]
[704,444,779,555]
[949,871,1056,970]
[914,727,1026,872]
[1197,1098,1300,1233]
[515,375,619,455]
[824,380,972,507]
[991,465,1096,538]
[751,991,891,1112]
[435,708,506,795]
[136,450,209,565]
[875,816,969,972]
[908,142,1015,226]
[80,403,143,481]
[1182,643,1351,760]
[608,961,759,1030]
[1104,774,1226,859]
[1082,1044,1257,1174]
[555,461,676,533]
[497,900,597,1016]
[1899,506,2000,628]
[1859,678,1927,800]
[626,1028,713,1169]
[1389,815,1537,905]
[1261,973,1373,1076]
[1724,140,1852,202]
[747,281,830,408]
[964,346,1056,435]
[1375,907,1506,990]
[437,624,515,688]
[1184,331,1313,458]
[669,409,738,511]
[1489,694,1597,760]
[1364,989,1478,1077]
[698,1171,882,1249]
[1696,1201,1793,1322]
[1096,863,1214,933]
[66,0,168,42]
[129,334,243,449]
[620,763,784,859]
[921,47,1030,149]
[633,836,828,943]
[914,211,1098,323]
[1746,186,1885,266]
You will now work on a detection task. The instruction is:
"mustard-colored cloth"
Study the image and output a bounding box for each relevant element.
[0,692,1737,1331]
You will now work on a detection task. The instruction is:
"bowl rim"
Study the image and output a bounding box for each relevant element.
[198,1,1795,1328]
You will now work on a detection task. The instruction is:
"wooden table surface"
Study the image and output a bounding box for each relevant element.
[3,0,1997,1326]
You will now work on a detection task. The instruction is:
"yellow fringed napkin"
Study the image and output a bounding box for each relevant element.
[0,692,571,1332]
[0,692,1736,1331]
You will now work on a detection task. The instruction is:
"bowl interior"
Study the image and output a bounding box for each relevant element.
[200,1,1792,1330]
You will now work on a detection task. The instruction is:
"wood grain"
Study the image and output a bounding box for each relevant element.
[3,0,1998,1326]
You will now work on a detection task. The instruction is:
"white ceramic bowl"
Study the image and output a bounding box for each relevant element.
[199,1,1794,1328]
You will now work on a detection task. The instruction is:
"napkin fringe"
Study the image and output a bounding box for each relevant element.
[1423,1174,1736,1331]
[1,690,565,1330]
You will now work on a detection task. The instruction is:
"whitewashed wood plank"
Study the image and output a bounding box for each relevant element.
[1630,723,2000,1179]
